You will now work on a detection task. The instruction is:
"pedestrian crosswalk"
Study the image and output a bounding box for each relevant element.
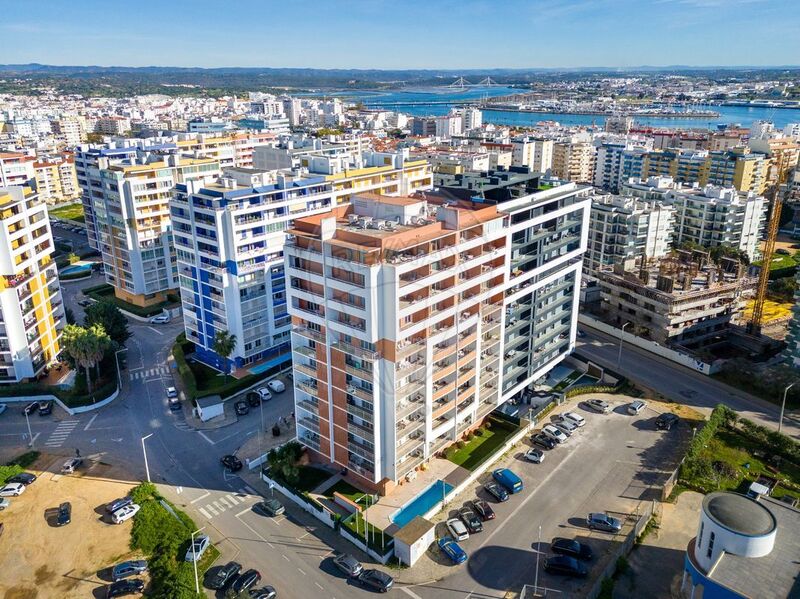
[130,366,170,381]
[197,486,258,520]
[44,420,80,448]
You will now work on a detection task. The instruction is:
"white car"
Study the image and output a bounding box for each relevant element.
[542,424,568,444]
[185,534,211,562]
[257,387,272,401]
[111,503,140,524]
[524,448,545,463]
[586,399,612,414]
[166,386,178,399]
[563,412,586,427]
[446,517,469,542]
[267,379,285,393]
[628,400,647,415]
[149,314,170,324]
[0,483,25,497]
[61,457,83,474]
[553,415,578,432]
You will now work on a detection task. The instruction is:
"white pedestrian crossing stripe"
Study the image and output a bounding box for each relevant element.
[44,420,80,448]
[197,487,261,520]
[129,366,170,381]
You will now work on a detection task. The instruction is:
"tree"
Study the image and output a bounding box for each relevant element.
[61,323,111,392]
[266,441,303,487]
[212,330,237,382]
[84,300,131,346]
[68,253,80,265]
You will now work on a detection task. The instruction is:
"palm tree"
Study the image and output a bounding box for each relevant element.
[213,330,237,382]
[61,323,111,393]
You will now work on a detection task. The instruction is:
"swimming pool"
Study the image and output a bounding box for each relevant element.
[391,479,453,528]
[60,263,92,276]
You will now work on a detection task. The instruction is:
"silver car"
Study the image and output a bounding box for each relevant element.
[586,399,611,414]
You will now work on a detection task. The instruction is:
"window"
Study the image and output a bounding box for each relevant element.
[697,522,704,550]
[706,532,715,559]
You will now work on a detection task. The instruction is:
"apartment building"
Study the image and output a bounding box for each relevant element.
[586,194,675,273]
[705,148,768,195]
[596,256,751,348]
[511,137,554,173]
[748,137,800,186]
[593,142,649,192]
[666,185,767,260]
[783,270,800,368]
[33,156,80,203]
[0,187,64,382]
[286,179,590,493]
[170,151,432,373]
[0,153,35,187]
[552,140,595,183]
[95,117,132,136]
[51,117,85,148]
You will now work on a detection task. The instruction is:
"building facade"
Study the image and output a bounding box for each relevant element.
[552,140,595,183]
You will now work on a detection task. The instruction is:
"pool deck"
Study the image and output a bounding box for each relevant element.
[363,457,467,535]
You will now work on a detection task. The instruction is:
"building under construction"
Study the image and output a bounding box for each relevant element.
[595,251,755,348]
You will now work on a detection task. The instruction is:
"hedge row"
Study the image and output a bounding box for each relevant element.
[0,378,117,408]
[564,384,619,398]
[680,404,736,480]
[738,417,800,465]
[172,336,197,401]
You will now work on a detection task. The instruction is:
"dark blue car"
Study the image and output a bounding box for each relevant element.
[438,536,468,564]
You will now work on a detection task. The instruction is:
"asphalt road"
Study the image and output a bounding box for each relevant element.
[576,323,800,439]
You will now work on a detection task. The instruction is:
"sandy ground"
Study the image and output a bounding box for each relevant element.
[0,453,145,599]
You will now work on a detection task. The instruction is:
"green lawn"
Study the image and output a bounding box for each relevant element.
[342,512,393,553]
[292,465,334,494]
[446,418,519,471]
[687,428,800,501]
[754,251,800,271]
[83,283,177,317]
[325,479,370,504]
[49,203,85,222]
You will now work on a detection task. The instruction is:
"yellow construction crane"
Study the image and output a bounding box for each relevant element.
[748,154,791,335]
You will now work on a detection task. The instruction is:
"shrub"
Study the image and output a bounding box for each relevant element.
[455,440,466,449]
[6,451,40,468]
[465,431,474,441]
[474,428,484,437]
[484,420,492,430]
[712,460,738,479]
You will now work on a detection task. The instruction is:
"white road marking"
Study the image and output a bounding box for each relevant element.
[218,496,232,508]
[297,568,306,576]
[212,500,225,512]
[206,504,219,516]
[235,507,251,518]
[315,582,324,591]
[190,491,210,504]
[267,542,275,549]
[225,494,240,505]
[83,414,98,431]
[282,555,290,562]
[401,587,423,599]
[147,326,164,336]
[198,507,211,519]
[30,432,40,444]
[198,431,215,445]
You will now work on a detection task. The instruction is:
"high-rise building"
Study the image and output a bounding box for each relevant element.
[0,153,35,187]
[586,194,675,273]
[511,137,554,173]
[33,156,80,203]
[593,143,649,192]
[705,148,768,195]
[552,140,595,183]
[95,117,132,136]
[0,187,64,382]
[171,151,433,373]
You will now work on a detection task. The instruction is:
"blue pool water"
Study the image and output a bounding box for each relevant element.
[572,374,599,387]
[391,480,453,528]
[60,264,92,276]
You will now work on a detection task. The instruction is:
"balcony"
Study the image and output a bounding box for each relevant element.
[293,345,317,359]
[397,416,425,437]
[292,325,325,344]
[332,340,380,361]
[346,402,374,422]
[347,461,374,478]
[396,434,424,458]
[344,361,374,380]
[296,380,319,398]
[348,438,375,460]
[396,397,424,421]
[396,338,425,360]
[299,417,320,433]
[347,419,374,440]
[297,399,319,414]
[397,453,425,477]
[294,363,318,378]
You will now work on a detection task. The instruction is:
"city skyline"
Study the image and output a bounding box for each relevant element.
[2,0,799,70]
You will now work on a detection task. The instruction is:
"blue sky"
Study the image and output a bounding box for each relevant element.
[1,0,798,69]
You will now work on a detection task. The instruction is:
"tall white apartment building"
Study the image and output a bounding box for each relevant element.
[666,185,767,261]
[170,151,433,373]
[511,137,554,173]
[552,139,595,183]
[593,142,649,192]
[0,187,64,382]
[286,174,590,493]
[96,117,132,136]
[452,107,483,131]
[586,194,675,273]
[435,114,463,140]
[0,153,35,187]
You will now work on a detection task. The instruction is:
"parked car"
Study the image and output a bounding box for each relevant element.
[0,498,9,511]
[531,433,557,450]
[0,483,26,497]
[77,298,93,307]
[551,537,593,560]
[524,448,545,463]
[563,412,586,427]
[185,534,210,562]
[587,512,622,533]
[552,422,575,438]
[256,387,272,401]
[230,569,261,595]
[166,386,178,398]
[252,498,285,517]
[6,472,36,485]
[234,400,250,416]
[553,414,578,431]
[38,400,53,416]
[168,397,181,411]
[249,587,277,599]
[247,392,261,407]
[111,503,140,524]
[542,424,568,444]
[332,553,363,577]
[357,569,394,593]
[106,497,132,514]
[586,399,612,414]
[149,314,170,324]
[106,578,144,597]
[471,499,495,521]
[221,455,243,471]
[56,501,72,526]
[267,379,285,393]
[61,457,83,474]
[655,412,680,430]
[22,401,39,416]
[458,507,483,533]
[544,555,588,578]
[446,517,469,541]
[492,468,524,494]
[438,536,468,564]
[628,400,647,415]
[204,561,240,590]
[112,560,148,582]
[483,480,509,502]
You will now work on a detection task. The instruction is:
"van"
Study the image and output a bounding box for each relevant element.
[492,468,523,494]
[627,400,646,415]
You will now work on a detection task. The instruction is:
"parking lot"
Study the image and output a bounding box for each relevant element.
[0,454,143,599]
[413,394,694,598]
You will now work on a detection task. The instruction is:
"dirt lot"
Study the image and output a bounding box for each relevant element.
[0,453,145,599]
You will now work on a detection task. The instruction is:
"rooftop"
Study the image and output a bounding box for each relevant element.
[703,492,776,536]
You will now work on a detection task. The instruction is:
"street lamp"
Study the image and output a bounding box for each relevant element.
[779,382,795,434]
[617,322,630,370]
[114,348,128,390]
[141,433,154,483]
[24,409,33,448]
[190,526,206,594]
[534,524,542,594]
